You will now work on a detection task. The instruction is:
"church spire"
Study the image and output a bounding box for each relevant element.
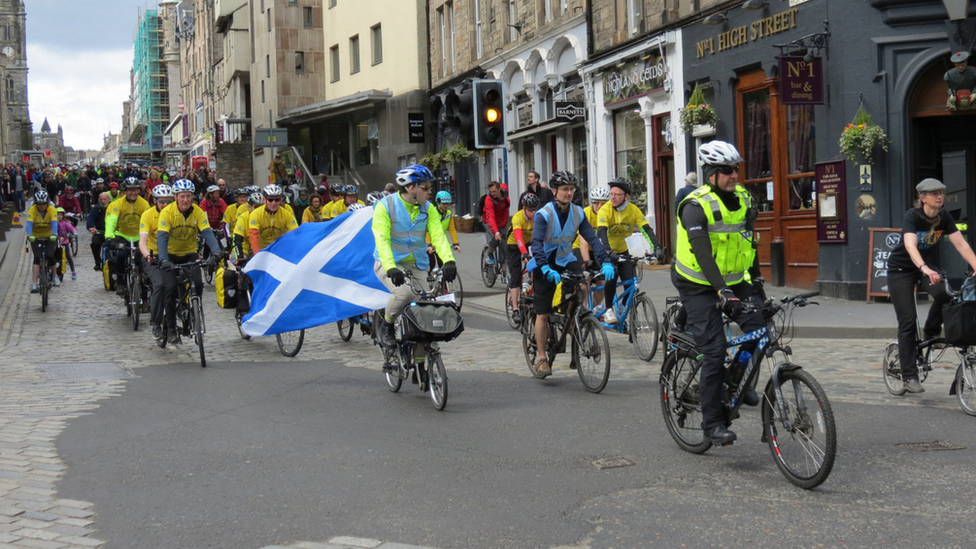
[40,118,50,133]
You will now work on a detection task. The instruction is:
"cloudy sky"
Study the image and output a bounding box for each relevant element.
[27,0,158,152]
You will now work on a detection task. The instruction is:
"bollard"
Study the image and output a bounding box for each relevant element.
[769,241,786,286]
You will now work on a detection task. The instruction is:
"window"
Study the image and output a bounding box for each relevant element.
[261,80,265,103]
[5,77,13,102]
[266,54,270,77]
[787,105,816,210]
[356,116,379,166]
[329,0,336,8]
[438,7,446,77]
[742,89,773,210]
[260,0,264,11]
[448,2,456,72]
[288,0,297,5]
[267,8,271,31]
[371,24,382,65]
[303,6,313,28]
[508,0,517,42]
[295,51,305,74]
[562,0,568,14]
[474,0,483,59]
[543,0,552,22]
[614,109,647,194]
[349,35,360,74]
[330,45,340,82]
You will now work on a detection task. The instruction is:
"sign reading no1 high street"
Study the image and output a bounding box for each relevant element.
[779,56,824,105]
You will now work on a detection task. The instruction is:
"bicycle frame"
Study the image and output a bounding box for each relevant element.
[590,275,638,333]
[174,262,206,335]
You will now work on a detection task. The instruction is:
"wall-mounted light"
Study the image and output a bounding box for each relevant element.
[703,12,728,26]
[741,0,768,10]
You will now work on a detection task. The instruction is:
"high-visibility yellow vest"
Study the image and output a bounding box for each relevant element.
[674,185,757,286]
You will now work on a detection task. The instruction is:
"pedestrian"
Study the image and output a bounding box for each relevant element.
[269,153,288,184]
[518,170,554,208]
[12,165,25,212]
[674,172,699,209]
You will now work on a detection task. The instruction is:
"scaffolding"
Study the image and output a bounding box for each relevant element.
[131,9,169,157]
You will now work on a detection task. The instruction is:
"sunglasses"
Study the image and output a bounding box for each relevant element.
[266,197,283,202]
[156,199,174,205]
[717,166,740,175]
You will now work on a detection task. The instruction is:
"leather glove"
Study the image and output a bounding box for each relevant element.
[601,262,616,282]
[609,252,620,264]
[387,268,405,287]
[541,265,561,285]
[160,260,175,271]
[654,248,666,263]
[441,261,457,283]
[719,288,744,318]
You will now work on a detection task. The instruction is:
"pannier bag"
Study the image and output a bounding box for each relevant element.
[397,300,464,343]
[943,301,976,347]
[215,267,238,309]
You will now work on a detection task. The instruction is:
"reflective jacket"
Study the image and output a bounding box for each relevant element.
[535,202,583,267]
[674,185,756,286]
[373,193,431,270]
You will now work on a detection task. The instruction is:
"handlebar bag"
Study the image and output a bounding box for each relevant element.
[397,300,464,343]
[943,301,976,346]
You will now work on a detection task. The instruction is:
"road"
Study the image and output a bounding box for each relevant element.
[0,229,973,549]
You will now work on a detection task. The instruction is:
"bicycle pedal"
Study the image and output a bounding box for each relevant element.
[720,441,735,447]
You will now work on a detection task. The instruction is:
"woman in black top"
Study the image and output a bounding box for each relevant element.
[888,178,976,393]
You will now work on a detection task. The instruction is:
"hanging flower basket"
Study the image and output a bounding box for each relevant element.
[679,84,717,133]
[838,105,889,164]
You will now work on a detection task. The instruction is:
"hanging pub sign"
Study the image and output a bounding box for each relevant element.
[815,160,847,243]
[554,101,585,123]
[779,56,824,104]
[603,52,666,106]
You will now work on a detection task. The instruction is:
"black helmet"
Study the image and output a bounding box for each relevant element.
[549,171,578,189]
[607,177,632,196]
[522,192,541,210]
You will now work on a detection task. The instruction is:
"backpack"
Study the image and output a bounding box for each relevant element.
[476,194,488,218]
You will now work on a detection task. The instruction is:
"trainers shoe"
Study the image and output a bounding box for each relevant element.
[535,357,552,379]
[167,329,183,346]
[151,324,163,340]
[602,308,618,324]
[512,310,521,325]
[30,283,38,294]
[71,271,77,280]
[592,304,606,318]
[486,256,496,265]
[52,277,61,287]
[93,265,101,271]
[904,378,925,393]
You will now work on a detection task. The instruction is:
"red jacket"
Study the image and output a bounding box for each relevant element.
[200,197,227,230]
[58,194,81,214]
[483,194,511,234]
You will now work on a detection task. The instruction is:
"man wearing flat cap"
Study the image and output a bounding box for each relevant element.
[946,51,976,110]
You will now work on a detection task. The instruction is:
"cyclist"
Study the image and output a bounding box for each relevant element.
[426,190,461,270]
[139,184,175,341]
[506,192,540,323]
[156,179,221,345]
[26,190,59,293]
[105,178,150,294]
[672,140,764,445]
[200,184,227,233]
[528,171,615,378]
[483,181,511,269]
[248,184,299,253]
[888,178,976,393]
[55,208,78,281]
[372,165,458,353]
[106,181,121,202]
[323,185,345,220]
[234,191,265,317]
[222,187,250,238]
[331,185,364,218]
[576,186,609,315]
[87,192,110,270]
[57,187,82,220]
[302,193,325,223]
[597,177,666,324]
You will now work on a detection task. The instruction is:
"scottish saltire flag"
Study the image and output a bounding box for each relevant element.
[241,207,391,337]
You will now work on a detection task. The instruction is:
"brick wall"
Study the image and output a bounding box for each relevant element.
[215,142,254,190]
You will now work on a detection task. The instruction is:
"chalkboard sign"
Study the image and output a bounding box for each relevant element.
[867,228,901,302]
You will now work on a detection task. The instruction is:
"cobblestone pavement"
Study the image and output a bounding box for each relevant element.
[0,230,966,548]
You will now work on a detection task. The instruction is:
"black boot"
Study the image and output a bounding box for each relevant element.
[378,316,397,348]
[705,425,737,445]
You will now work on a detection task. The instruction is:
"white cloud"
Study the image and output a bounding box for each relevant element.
[28,44,133,152]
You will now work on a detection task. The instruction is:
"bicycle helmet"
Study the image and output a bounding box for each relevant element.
[206,185,220,194]
[123,177,141,189]
[172,179,195,193]
[347,203,367,212]
[235,187,250,196]
[263,184,283,197]
[589,186,610,201]
[55,207,65,214]
[522,192,541,210]
[345,184,358,195]
[698,140,743,167]
[549,170,578,189]
[248,192,264,205]
[152,184,173,199]
[366,191,385,205]
[607,177,632,196]
[435,190,453,204]
[394,164,434,187]
[34,190,49,203]
[95,178,104,184]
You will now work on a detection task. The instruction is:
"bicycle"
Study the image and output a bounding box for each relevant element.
[30,239,54,313]
[520,269,612,393]
[506,266,531,330]
[198,232,226,285]
[161,259,207,368]
[427,264,463,310]
[337,312,372,341]
[659,292,836,489]
[123,242,151,331]
[235,262,306,357]
[480,236,509,288]
[376,270,462,411]
[589,253,660,362]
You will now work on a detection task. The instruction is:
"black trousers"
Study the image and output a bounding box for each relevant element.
[142,257,165,327]
[888,269,951,379]
[161,254,203,330]
[604,259,637,310]
[90,233,105,267]
[681,282,765,430]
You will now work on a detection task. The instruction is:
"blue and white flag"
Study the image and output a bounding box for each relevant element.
[241,207,391,337]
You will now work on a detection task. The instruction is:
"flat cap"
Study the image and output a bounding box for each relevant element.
[916,178,947,193]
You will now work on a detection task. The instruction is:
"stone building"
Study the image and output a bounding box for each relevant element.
[33,118,68,164]
[0,0,31,163]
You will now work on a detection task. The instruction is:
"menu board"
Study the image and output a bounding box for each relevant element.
[866,228,901,302]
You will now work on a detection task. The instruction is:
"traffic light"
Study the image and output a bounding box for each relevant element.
[473,79,506,149]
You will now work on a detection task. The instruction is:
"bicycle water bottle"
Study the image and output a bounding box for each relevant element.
[729,350,752,388]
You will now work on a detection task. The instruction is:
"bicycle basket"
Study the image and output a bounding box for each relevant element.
[397,301,464,343]
[943,301,976,346]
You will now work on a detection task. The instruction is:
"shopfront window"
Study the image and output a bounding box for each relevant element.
[572,125,588,196]
[614,108,646,206]
[742,89,773,211]
[522,140,535,184]
[356,116,378,166]
[787,104,816,210]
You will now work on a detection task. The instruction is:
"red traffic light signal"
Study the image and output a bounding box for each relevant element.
[473,79,506,149]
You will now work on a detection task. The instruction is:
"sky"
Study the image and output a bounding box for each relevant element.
[26,0,159,152]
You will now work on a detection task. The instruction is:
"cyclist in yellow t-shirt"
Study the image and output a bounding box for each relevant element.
[156,179,222,345]
[26,190,59,293]
[234,192,263,260]
[105,178,151,294]
[506,193,540,321]
[222,187,250,238]
[302,193,325,223]
[138,184,175,340]
[248,184,298,252]
[575,186,609,313]
[330,184,365,218]
[596,177,664,324]
[323,185,345,220]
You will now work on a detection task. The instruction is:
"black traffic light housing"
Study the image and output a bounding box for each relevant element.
[473,79,506,149]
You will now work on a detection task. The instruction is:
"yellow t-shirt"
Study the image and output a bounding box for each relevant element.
[331,200,365,218]
[574,205,601,250]
[248,205,298,249]
[302,206,323,223]
[157,202,212,256]
[222,203,240,228]
[234,208,252,255]
[597,201,648,253]
[139,207,163,254]
[108,196,151,239]
[507,209,535,247]
[26,204,56,238]
[324,199,343,219]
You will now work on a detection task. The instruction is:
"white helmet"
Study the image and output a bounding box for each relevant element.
[347,203,367,212]
[263,184,283,197]
[698,140,743,167]
[152,184,173,198]
[589,186,610,201]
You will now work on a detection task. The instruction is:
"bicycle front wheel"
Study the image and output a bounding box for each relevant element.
[128,271,140,331]
[384,346,403,392]
[573,315,611,393]
[659,351,711,454]
[444,276,463,310]
[40,270,49,313]
[505,290,519,330]
[762,368,836,489]
[191,297,207,368]
[481,246,496,288]
[428,350,448,411]
[236,311,251,340]
[70,235,78,256]
[956,354,976,416]
[204,263,215,285]
[276,330,305,357]
[337,319,354,341]
[882,342,907,396]
[630,294,659,361]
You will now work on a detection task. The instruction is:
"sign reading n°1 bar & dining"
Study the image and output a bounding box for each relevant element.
[815,160,847,243]
[408,113,425,143]
[779,56,823,104]
[554,102,585,123]
[603,52,666,106]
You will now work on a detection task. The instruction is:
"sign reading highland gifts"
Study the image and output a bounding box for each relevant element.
[603,52,667,106]
[779,56,824,104]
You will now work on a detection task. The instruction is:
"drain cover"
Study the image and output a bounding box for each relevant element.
[895,441,967,452]
[592,457,636,470]
[38,362,131,381]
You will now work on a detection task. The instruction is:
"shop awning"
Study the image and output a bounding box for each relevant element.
[506,119,570,141]
[277,89,393,126]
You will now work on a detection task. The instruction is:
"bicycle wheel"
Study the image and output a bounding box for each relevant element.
[337,319,354,341]
[956,354,976,416]
[444,276,463,310]
[191,297,207,368]
[39,269,49,313]
[882,342,907,396]
[204,263,215,285]
[659,351,711,454]
[630,294,659,361]
[276,330,305,357]
[522,322,547,379]
[505,291,519,330]
[236,311,251,340]
[573,315,611,393]
[128,271,140,331]
[761,368,836,489]
[69,235,78,256]
[427,350,448,411]
[384,346,403,392]
[481,246,496,288]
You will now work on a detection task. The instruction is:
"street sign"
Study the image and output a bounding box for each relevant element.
[255,128,289,147]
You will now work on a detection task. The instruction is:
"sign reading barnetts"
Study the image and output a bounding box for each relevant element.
[603,52,666,106]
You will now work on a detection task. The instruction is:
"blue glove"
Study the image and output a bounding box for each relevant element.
[541,265,561,285]
[601,262,615,281]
